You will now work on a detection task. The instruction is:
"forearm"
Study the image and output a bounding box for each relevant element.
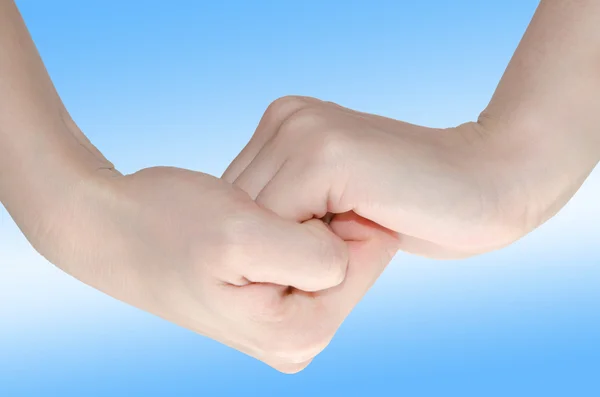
[478,0,600,223]
[0,1,115,243]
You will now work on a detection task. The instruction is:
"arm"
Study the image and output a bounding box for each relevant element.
[0,0,362,373]
[479,0,600,225]
[223,0,600,259]
[0,0,117,247]
[1,1,401,374]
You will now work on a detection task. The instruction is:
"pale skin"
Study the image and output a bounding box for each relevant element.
[1,0,599,373]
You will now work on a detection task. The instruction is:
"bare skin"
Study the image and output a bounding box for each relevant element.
[0,0,358,374]
[1,0,599,373]
[224,0,600,260]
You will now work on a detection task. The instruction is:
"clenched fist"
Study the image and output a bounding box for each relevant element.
[22,166,355,373]
[224,96,540,259]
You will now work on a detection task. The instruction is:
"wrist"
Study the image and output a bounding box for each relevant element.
[0,117,119,257]
[469,110,598,236]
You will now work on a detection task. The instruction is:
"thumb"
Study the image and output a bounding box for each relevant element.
[234,208,349,292]
[317,211,400,315]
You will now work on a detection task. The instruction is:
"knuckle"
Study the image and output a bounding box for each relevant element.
[264,95,312,124]
[271,360,312,375]
[281,113,353,164]
[264,331,331,364]
[255,306,336,363]
[314,128,354,160]
[271,104,356,172]
[278,106,325,137]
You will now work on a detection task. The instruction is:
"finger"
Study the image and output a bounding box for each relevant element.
[254,157,338,220]
[238,213,399,343]
[222,96,319,183]
[253,163,397,314]
[232,139,283,200]
[230,211,349,292]
[220,282,338,364]
[219,212,401,372]
[316,212,401,317]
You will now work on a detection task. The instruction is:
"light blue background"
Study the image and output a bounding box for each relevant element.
[1,1,599,396]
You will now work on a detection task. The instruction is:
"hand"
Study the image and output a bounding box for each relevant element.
[30,166,353,373]
[223,96,544,260]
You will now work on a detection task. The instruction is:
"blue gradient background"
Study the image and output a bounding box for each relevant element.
[1,1,599,396]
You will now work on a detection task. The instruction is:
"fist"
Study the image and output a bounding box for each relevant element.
[37,166,353,373]
[224,95,531,259]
